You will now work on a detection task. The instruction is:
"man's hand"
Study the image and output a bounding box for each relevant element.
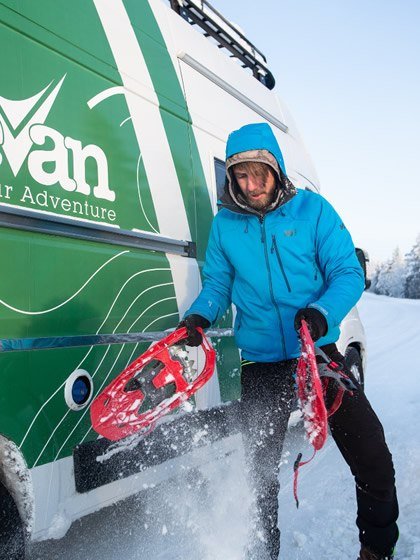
[177,314,211,347]
[294,308,328,342]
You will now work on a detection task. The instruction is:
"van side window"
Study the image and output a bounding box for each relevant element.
[214,158,226,201]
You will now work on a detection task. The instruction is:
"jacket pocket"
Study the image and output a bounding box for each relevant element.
[271,234,292,292]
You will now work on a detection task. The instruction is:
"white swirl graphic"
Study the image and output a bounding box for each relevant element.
[19,268,171,449]
[0,250,129,315]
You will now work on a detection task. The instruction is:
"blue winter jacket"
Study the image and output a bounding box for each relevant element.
[185,123,364,362]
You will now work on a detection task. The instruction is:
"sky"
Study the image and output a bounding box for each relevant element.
[210,0,420,262]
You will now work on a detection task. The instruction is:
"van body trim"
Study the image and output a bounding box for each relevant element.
[0,328,234,353]
[178,52,289,133]
[0,206,196,257]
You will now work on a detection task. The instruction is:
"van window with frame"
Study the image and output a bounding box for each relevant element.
[214,158,226,202]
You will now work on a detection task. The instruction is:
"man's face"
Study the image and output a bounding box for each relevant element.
[232,162,277,211]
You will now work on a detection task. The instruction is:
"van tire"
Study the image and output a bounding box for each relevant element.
[345,346,364,390]
[0,479,26,559]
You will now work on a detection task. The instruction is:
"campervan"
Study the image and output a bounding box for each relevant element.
[0,0,368,555]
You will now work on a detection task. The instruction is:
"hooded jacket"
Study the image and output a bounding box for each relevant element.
[185,123,364,362]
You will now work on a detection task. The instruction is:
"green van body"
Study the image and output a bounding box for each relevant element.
[0,0,362,543]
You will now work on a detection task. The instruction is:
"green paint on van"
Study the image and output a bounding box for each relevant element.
[0,0,241,468]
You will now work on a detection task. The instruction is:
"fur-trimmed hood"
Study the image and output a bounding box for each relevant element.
[220,123,296,215]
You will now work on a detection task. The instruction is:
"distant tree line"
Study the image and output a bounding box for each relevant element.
[370,235,420,298]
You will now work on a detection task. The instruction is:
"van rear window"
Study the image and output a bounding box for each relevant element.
[214,158,226,201]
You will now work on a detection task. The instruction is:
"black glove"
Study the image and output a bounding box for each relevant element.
[177,314,210,347]
[294,307,328,342]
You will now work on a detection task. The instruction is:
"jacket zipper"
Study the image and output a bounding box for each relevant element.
[260,217,287,357]
[271,235,292,293]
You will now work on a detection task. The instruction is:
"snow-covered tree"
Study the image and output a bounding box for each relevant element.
[369,263,383,294]
[376,247,405,297]
[404,235,420,299]
[371,248,406,297]
[369,237,420,299]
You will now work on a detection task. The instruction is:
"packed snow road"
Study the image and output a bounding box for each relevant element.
[29,293,420,560]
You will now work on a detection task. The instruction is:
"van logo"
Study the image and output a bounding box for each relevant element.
[0,75,115,202]
[284,229,296,237]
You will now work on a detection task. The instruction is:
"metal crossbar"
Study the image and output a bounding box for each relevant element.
[169,0,275,90]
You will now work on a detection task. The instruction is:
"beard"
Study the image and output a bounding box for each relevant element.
[245,191,275,210]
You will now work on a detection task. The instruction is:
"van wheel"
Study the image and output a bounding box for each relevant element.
[345,346,364,390]
[0,479,26,559]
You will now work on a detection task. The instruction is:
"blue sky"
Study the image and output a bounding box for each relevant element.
[210,0,420,262]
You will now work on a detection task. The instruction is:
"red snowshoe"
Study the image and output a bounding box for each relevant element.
[293,320,356,506]
[90,327,216,441]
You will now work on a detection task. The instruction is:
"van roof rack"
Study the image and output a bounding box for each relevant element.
[169,0,276,90]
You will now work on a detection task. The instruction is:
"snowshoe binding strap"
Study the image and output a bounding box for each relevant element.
[315,347,357,392]
[293,449,316,508]
[315,347,356,416]
[90,327,216,441]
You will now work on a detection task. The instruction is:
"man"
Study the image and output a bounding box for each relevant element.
[180,123,399,560]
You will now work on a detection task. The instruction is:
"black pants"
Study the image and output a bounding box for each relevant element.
[240,346,399,559]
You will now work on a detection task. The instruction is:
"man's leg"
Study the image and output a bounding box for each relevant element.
[323,345,399,557]
[240,359,296,560]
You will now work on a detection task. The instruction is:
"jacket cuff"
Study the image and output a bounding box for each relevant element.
[308,303,330,334]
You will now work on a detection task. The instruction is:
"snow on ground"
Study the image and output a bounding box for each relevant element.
[29,293,420,559]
